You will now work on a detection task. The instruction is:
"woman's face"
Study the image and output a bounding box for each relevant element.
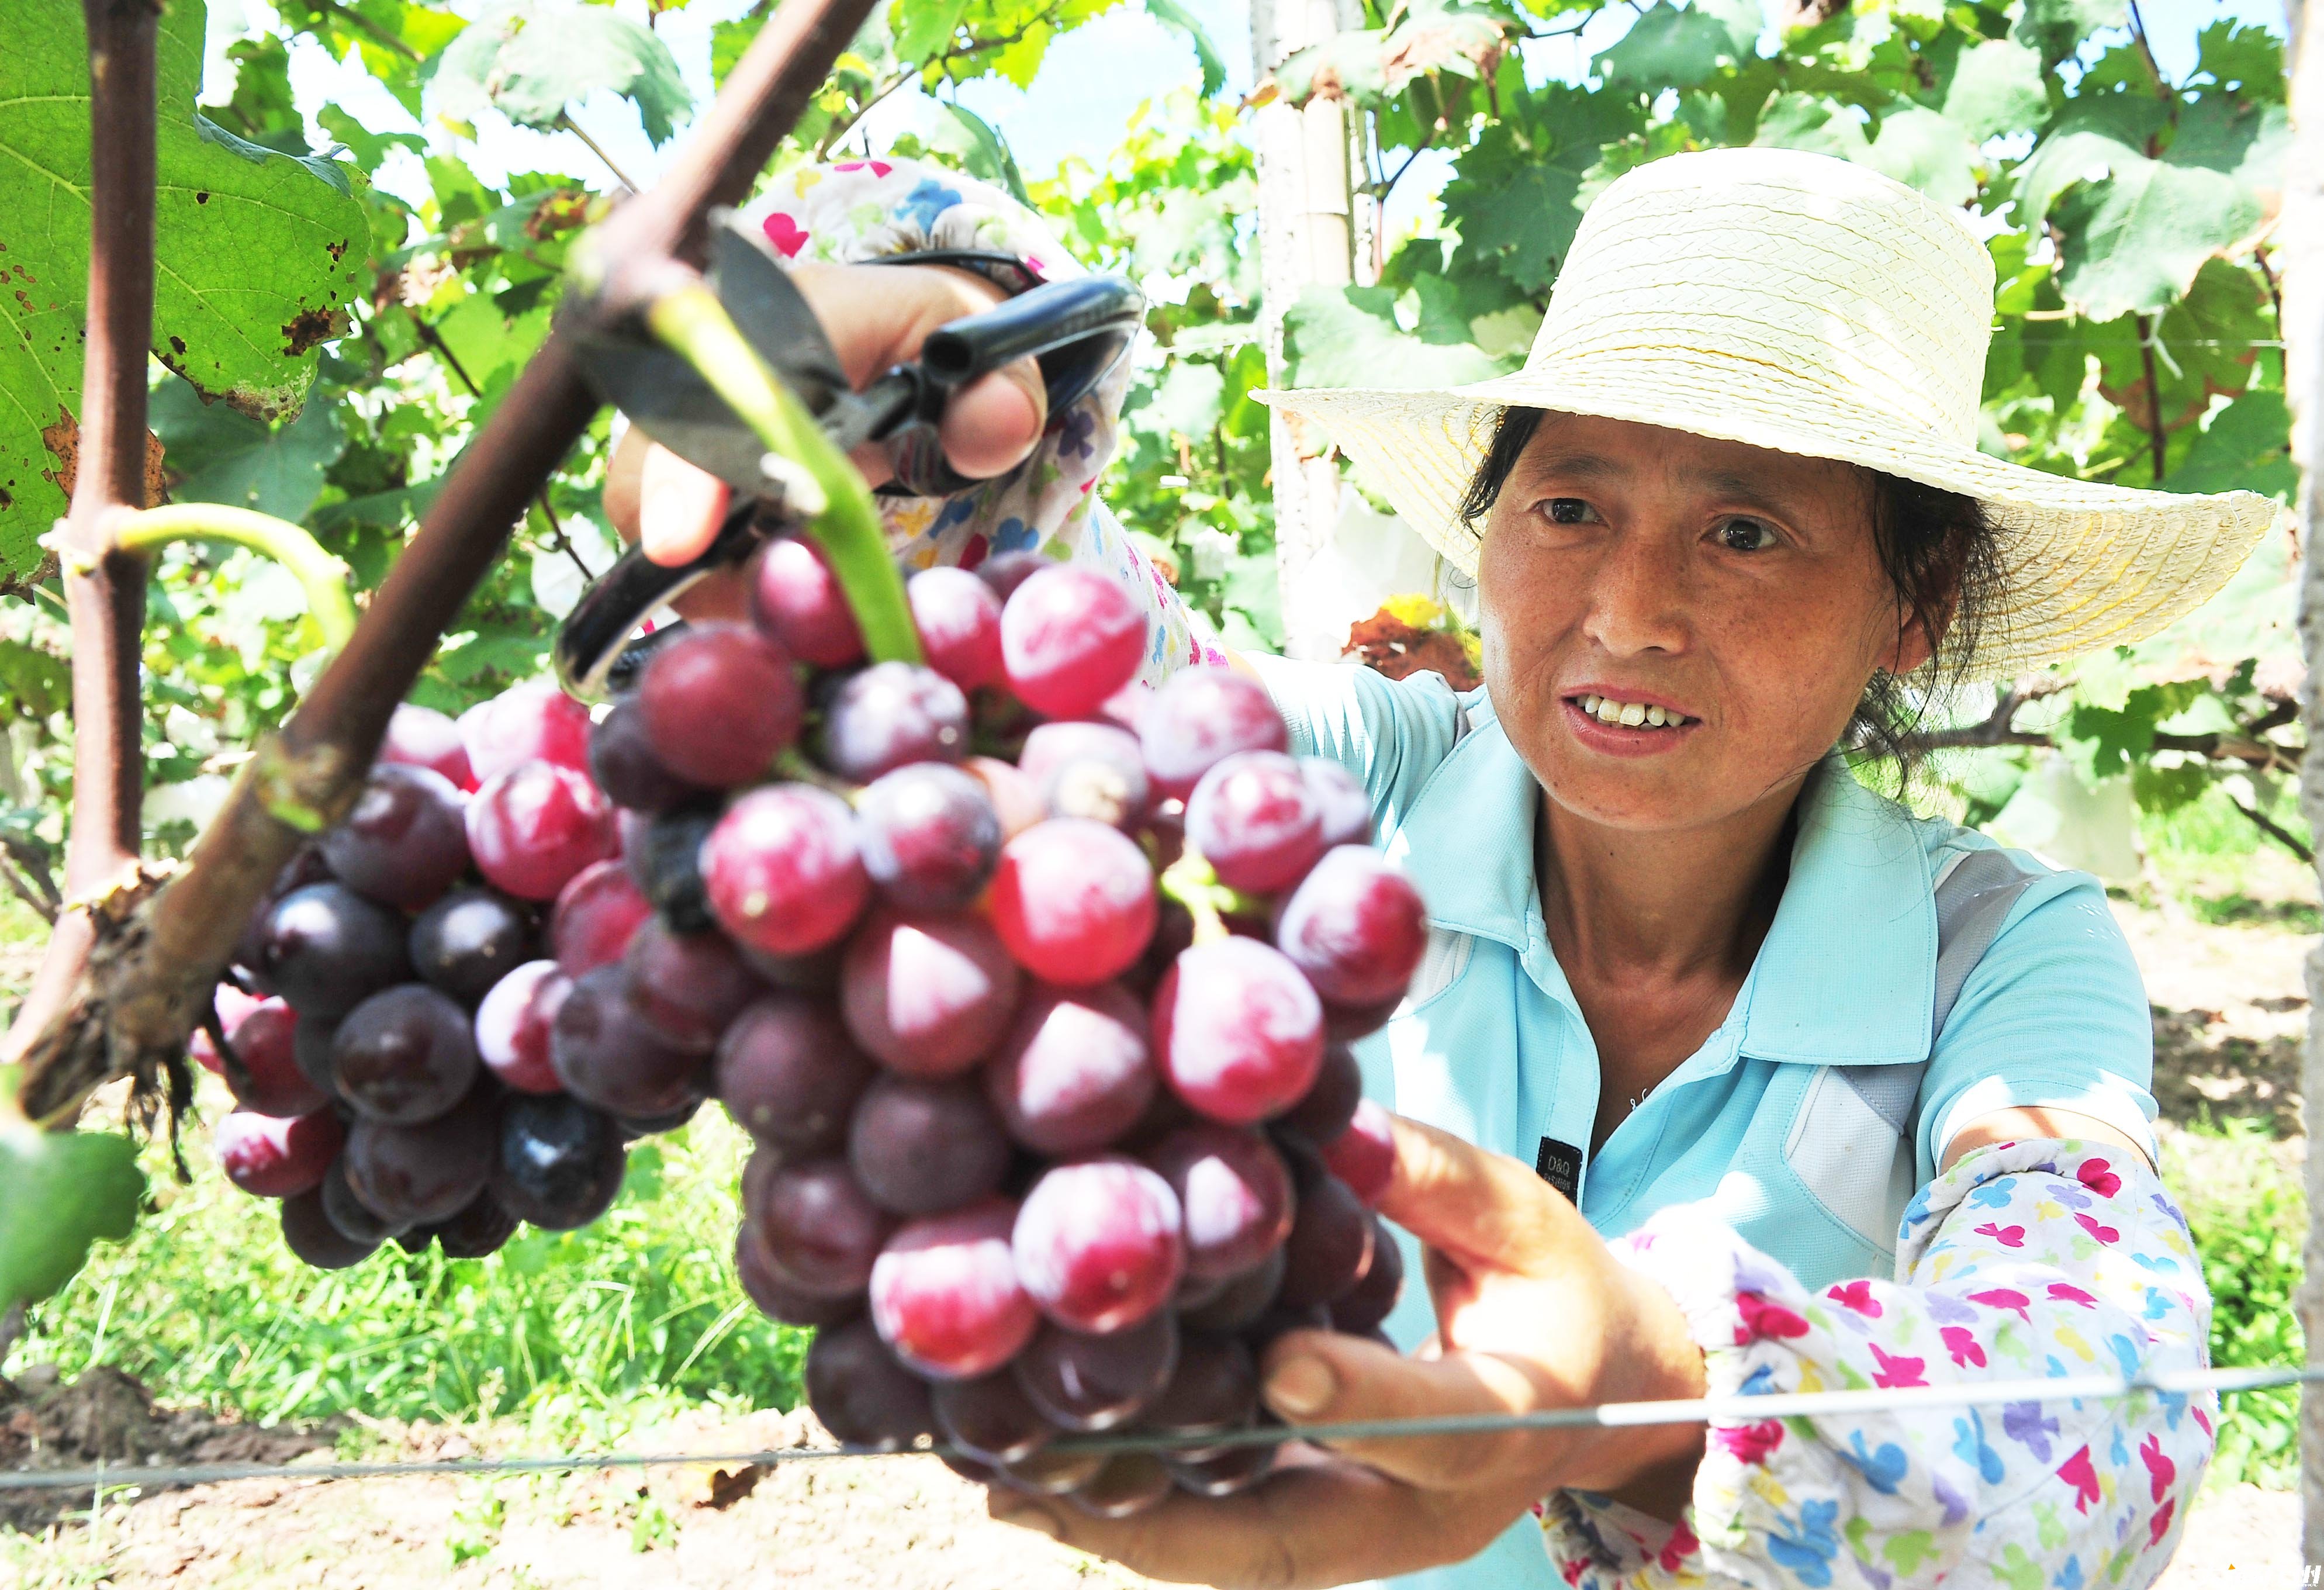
[1476,413,1929,834]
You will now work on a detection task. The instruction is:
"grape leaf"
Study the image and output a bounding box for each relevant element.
[926,103,1030,205]
[1138,360,1227,440]
[1275,11,1508,107]
[2163,389,2295,499]
[1284,285,1502,389]
[1142,0,1226,97]
[2192,20,2285,103]
[892,0,971,64]
[433,0,693,146]
[2047,158,2264,321]
[0,639,70,721]
[1595,0,1758,92]
[0,1120,145,1312]
[1938,39,2048,143]
[151,377,350,523]
[2012,0,2125,68]
[1439,87,1641,294]
[0,0,367,584]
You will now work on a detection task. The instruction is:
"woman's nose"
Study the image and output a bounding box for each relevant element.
[1580,533,1687,658]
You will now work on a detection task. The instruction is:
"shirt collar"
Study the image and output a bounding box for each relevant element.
[1384,701,1935,1066]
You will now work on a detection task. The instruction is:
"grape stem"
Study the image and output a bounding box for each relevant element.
[1156,848,1260,946]
[640,281,925,668]
[107,506,359,653]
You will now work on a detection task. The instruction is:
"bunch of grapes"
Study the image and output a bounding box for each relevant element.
[203,680,658,1267]
[203,534,1429,1518]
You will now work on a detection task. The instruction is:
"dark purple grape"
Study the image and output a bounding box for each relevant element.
[332,984,480,1125]
[549,965,706,1120]
[1178,1248,1285,1334]
[637,623,802,788]
[1139,1333,1258,1461]
[1070,1451,1175,1518]
[930,1371,1055,1464]
[1169,1443,1274,1497]
[320,1154,409,1243]
[715,994,876,1153]
[1144,1125,1294,1280]
[847,1074,1011,1216]
[1273,1042,1362,1145]
[746,1157,895,1297]
[493,1092,626,1230]
[736,940,844,994]
[1014,1311,1179,1434]
[625,807,718,935]
[409,889,535,1004]
[292,1014,344,1107]
[855,763,1002,910]
[426,1190,520,1259]
[342,1086,497,1226]
[282,1187,378,1270]
[258,883,413,1020]
[817,663,971,782]
[804,1318,934,1451]
[984,983,1154,1155]
[616,1095,704,1139]
[588,696,705,814]
[839,908,1019,1079]
[735,1228,866,1328]
[1241,1300,1333,1354]
[1276,1167,1375,1308]
[1019,721,1150,831]
[621,918,763,1053]
[1000,1446,1107,1497]
[320,763,471,910]
[1330,1215,1403,1333]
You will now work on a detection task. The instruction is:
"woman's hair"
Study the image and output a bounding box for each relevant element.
[1457,406,2004,779]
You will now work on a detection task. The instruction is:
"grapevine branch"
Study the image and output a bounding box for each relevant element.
[6,0,886,1126]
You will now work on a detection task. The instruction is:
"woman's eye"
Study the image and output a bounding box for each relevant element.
[1545,498,1594,525]
[1718,517,1779,552]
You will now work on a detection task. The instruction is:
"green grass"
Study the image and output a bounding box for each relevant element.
[2140,782,2318,928]
[5,1077,805,1451]
[2164,1119,2305,1489]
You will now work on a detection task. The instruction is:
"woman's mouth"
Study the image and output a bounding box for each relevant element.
[1569,693,1694,730]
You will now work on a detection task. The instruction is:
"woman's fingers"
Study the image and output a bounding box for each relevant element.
[1376,1114,1588,1275]
[637,443,731,567]
[1256,1328,1556,1491]
[938,362,1046,482]
[982,1451,1513,1590]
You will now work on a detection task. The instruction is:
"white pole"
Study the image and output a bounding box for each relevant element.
[2285,0,2324,1565]
[1251,0,1358,662]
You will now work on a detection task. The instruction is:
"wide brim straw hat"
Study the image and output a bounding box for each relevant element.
[1258,147,2278,677]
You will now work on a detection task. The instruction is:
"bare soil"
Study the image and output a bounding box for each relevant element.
[1,897,2309,1590]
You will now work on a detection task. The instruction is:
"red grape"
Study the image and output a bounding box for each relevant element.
[1322,1099,1396,1206]
[467,760,618,901]
[281,1188,378,1269]
[736,1228,865,1328]
[1070,1453,1175,1519]
[587,697,704,814]
[855,763,1001,910]
[190,983,267,1077]
[549,964,707,1119]
[1139,668,1287,800]
[258,883,412,1020]
[1151,938,1324,1125]
[1184,751,1323,894]
[549,859,651,975]
[1324,994,1401,1042]
[931,1371,1055,1464]
[379,703,476,792]
[638,623,803,788]
[817,662,970,782]
[848,1074,1011,1215]
[320,764,471,911]
[805,1317,935,1450]
[463,681,594,783]
[621,918,763,1053]
[342,1086,497,1226]
[1139,1332,1257,1460]
[701,784,869,956]
[1143,1125,1294,1280]
[749,1157,895,1297]
[1020,722,1150,831]
[999,566,1146,718]
[1014,1309,1178,1433]
[222,997,328,1118]
[752,535,864,668]
[715,994,875,1153]
[493,1092,627,1230]
[215,1108,343,1198]
[1273,1042,1362,1145]
[473,959,570,1094]
[1330,1215,1403,1333]
[1274,846,1427,1007]
[868,1198,1039,1380]
[907,566,1005,690]
[984,983,1153,1155]
[320,1155,407,1243]
[839,909,1020,1077]
[977,551,1054,602]
[410,889,535,1003]
[1302,758,1371,847]
[964,755,1045,841]
[1012,1157,1184,1335]
[333,984,480,1125]
[987,819,1156,987]
[1276,1164,1375,1308]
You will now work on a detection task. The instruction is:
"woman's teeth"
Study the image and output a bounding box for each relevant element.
[1577,694,1685,728]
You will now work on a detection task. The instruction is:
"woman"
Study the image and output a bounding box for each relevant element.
[610,150,2274,1589]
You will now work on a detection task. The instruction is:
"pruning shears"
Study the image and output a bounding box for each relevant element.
[554,212,1146,699]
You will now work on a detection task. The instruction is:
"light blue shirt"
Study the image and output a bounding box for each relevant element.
[1253,656,2157,1590]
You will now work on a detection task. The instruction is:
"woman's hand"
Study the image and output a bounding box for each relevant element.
[985,1116,1710,1589]
[601,261,1050,618]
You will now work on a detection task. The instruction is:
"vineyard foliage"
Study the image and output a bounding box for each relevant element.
[0,0,2300,1303]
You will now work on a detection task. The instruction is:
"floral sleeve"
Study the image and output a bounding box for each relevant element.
[1543,1141,2215,1590]
[739,158,1225,682]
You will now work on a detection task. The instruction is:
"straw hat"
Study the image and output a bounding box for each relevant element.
[1260,147,2278,676]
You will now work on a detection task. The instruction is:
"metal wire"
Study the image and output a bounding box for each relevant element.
[2,1363,2312,1494]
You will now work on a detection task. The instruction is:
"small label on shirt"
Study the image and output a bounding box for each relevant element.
[1535,1138,1582,1202]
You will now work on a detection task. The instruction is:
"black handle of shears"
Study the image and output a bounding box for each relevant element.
[553,271,1144,701]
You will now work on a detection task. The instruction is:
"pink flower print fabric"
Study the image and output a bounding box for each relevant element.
[741,160,1218,682]
[1541,1140,2214,1589]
